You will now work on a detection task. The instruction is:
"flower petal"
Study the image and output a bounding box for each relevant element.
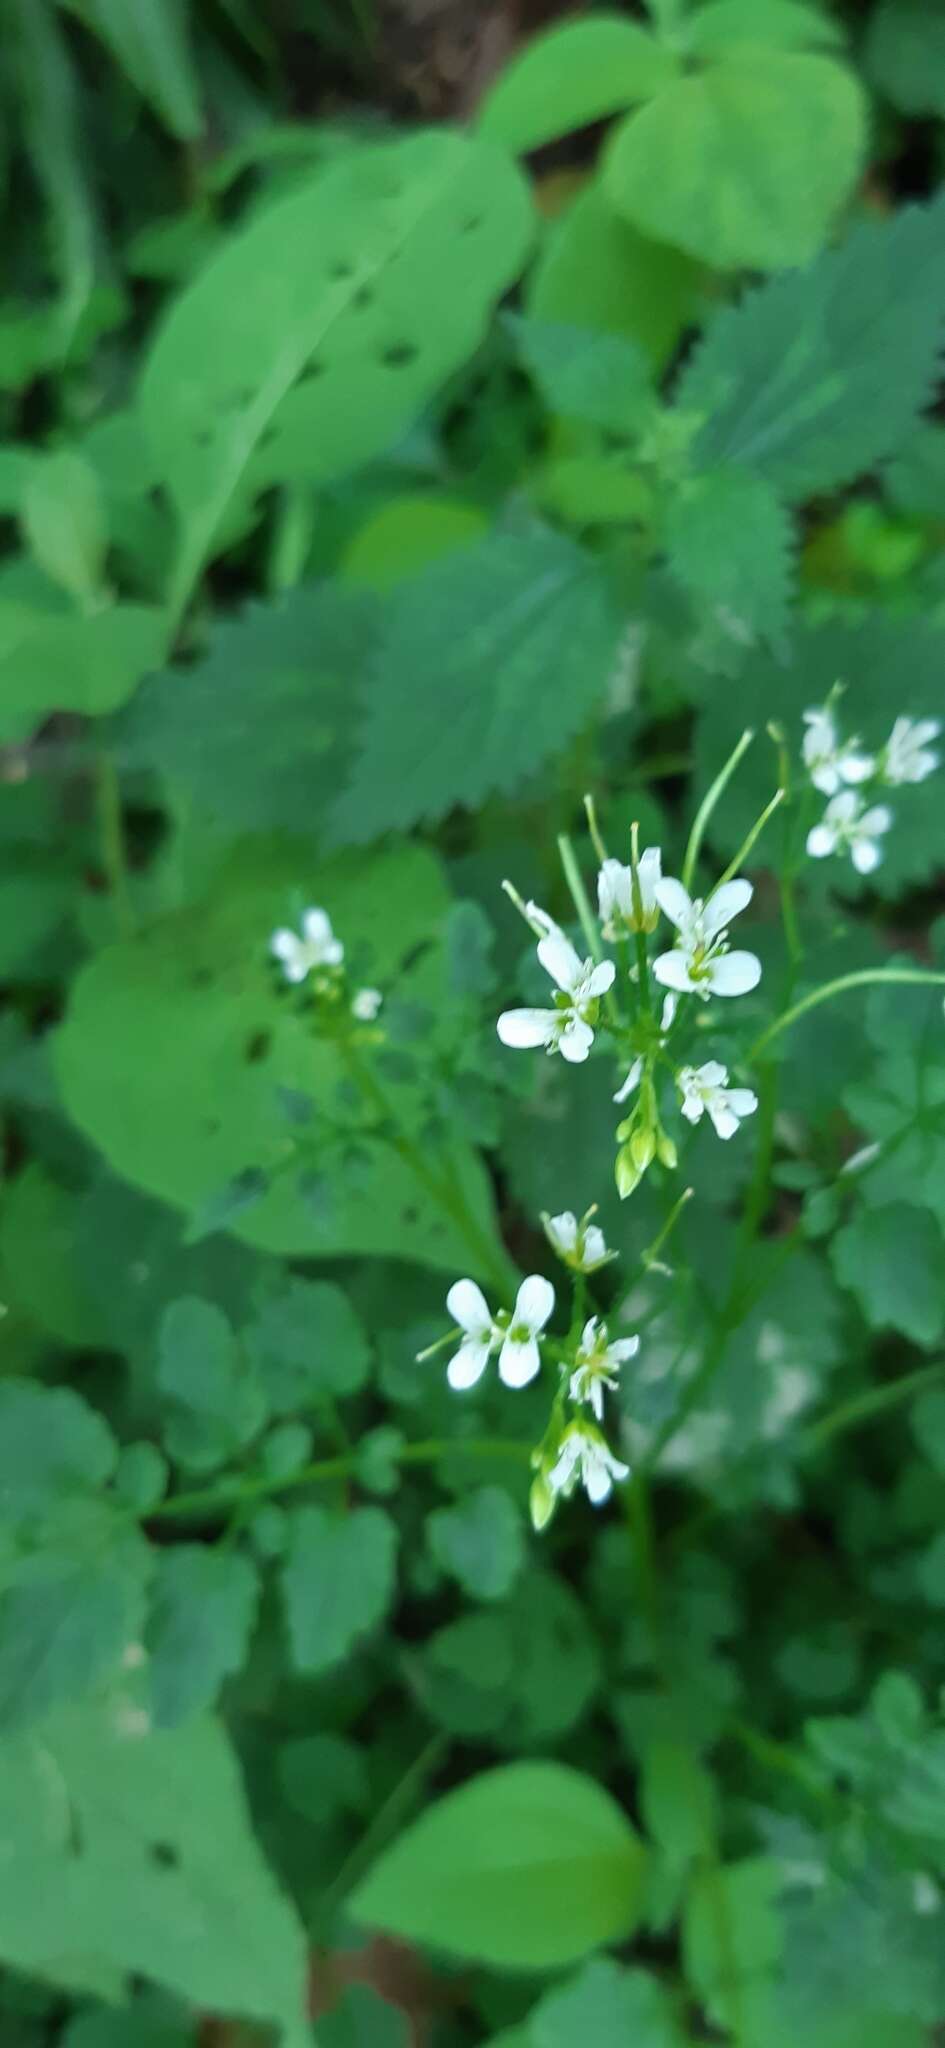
[806,823,837,859]
[537,928,583,994]
[706,950,762,996]
[852,838,882,875]
[497,1008,556,1049]
[447,1338,491,1390]
[860,805,893,836]
[586,959,616,998]
[446,1278,492,1336]
[653,950,695,993]
[727,1088,758,1119]
[498,1333,541,1388]
[703,878,752,940]
[613,1057,643,1103]
[610,1336,640,1363]
[513,1273,555,1335]
[558,1015,594,1063]
[585,1457,614,1505]
[708,1101,740,1140]
[654,877,693,932]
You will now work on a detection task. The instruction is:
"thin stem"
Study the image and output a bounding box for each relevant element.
[682,729,754,891]
[96,752,135,938]
[583,792,608,866]
[640,1185,693,1272]
[557,832,604,964]
[319,1732,448,1926]
[145,1435,533,1526]
[749,968,945,1063]
[712,786,785,894]
[802,1358,945,1452]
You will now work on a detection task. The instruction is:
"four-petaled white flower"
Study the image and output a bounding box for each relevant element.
[568,1316,640,1420]
[677,1060,758,1140]
[271,906,344,983]
[445,1275,554,1392]
[597,847,662,939]
[543,1210,612,1272]
[883,715,941,786]
[497,918,615,1064]
[351,987,383,1021]
[548,1421,630,1506]
[806,790,892,874]
[802,706,874,797]
[652,877,761,1002]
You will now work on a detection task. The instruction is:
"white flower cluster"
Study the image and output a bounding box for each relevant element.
[496,905,614,1064]
[804,705,940,876]
[270,904,382,1023]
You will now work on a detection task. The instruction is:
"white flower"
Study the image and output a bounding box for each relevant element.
[677,1060,758,1141]
[882,715,941,786]
[652,877,761,1002]
[543,1210,611,1273]
[597,846,662,938]
[445,1274,555,1392]
[613,1056,643,1104]
[806,791,892,875]
[351,987,383,1021]
[802,706,874,796]
[568,1316,640,1420]
[497,919,615,1064]
[271,906,344,983]
[548,1421,630,1506]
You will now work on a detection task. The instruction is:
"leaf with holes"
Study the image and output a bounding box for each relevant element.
[138,130,532,605]
[329,528,624,841]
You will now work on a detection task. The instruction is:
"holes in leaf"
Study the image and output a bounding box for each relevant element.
[352,285,374,311]
[244,1028,271,1065]
[150,1841,180,1871]
[303,359,325,380]
[194,426,214,448]
[381,343,418,370]
[462,215,483,234]
[329,259,354,280]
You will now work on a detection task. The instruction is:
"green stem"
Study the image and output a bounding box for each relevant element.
[558,830,622,1029]
[145,1436,533,1526]
[682,729,754,891]
[712,786,784,895]
[750,968,945,1063]
[319,1732,448,1928]
[802,1358,945,1452]
[96,752,135,938]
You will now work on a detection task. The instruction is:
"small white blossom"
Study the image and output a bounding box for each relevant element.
[271,906,344,983]
[806,790,892,875]
[542,1210,612,1273]
[444,1275,555,1392]
[652,877,761,1002]
[882,715,941,786]
[497,916,615,1064]
[677,1060,758,1141]
[802,706,874,796]
[597,846,662,938]
[351,987,383,1021]
[548,1421,629,1506]
[613,1056,643,1104]
[568,1316,640,1420]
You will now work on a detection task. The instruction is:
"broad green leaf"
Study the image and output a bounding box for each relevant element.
[527,178,701,371]
[0,1695,308,2035]
[246,1279,370,1412]
[507,315,653,432]
[55,841,505,1272]
[683,1858,782,2029]
[138,131,532,603]
[21,451,106,603]
[605,51,865,271]
[688,0,843,57]
[831,1204,945,1348]
[478,17,677,152]
[865,0,945,118]
[342,496,488,590]
[318,1986,409,2048]
[0,1379,117,1516]
[677,196,945,500]
[350,1761,647,1968]
[147,1547,260,1725]
[0,1500,151,1729]
[329,529,623,841]
[419,1574,601,1744]
[62,1993,197,2048]
[640,1740,717,1869]
[277,1732,368,1824]
[0,599,166,742]
[664,467,792,654]
[281,1505,398,1673]
[157,1296,267,1472]
[62,0,202,139]
[529,1958,683,2048]
[426,1485,525,1601]
[0,1166,108,1347]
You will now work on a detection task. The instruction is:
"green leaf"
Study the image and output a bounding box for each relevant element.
[605,50,865,271]
[342,494,487,590]
[157,1296,266,1472]
[529,1958,683,2048]
[318,1986,409,2048]
[14,0,95,349]
[527,177,700,371]
[62,0,202,139]
[350,1761,647,1969]
[21,451,106,603]
[639,1739,717,1870]
[427,1486,525,1601]
[62,1994,196,2048]
[147,1547,260,1725]
[865,0,945,118]
[55,840,504,1272]
[683,1858,783,2029]
[281,1505,398,1673]
[0,1166,108,1347]
[0,1379,117,1516]
[477,16,676,152]
[138,132,532,607]
[0,600,166,743]
[0,1499,150,1729]
[688,0,843,57]
[278,1732,368,1824]
[329,529,623,841]
[0,1695,308,2035]
[831,1204,945,1348]
[246,1279,370,1411]
[507,315,653,432]
[664,467,792,654]
[677,196,945,500]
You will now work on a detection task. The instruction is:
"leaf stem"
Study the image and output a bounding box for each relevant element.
[145,1436,533,1526]
[681,728,754,891]
[749,968,945,1063]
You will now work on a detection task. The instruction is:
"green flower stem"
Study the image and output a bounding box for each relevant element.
[801,1357,945,1452]
[681,728,754,891]
[146,1436,534,1526]
[318,1731,449,1929]
[749,967,945,1063]
[712,785,785,895]
[558,830,622,1029]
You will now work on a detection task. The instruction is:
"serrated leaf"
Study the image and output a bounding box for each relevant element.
[529,1958,683,2048]
[246,1279,370,1412]
[478,16,675,152]
[683,1858,782,2028]
[664,467,792,654]
[329,529,623,842]
[138,131,532,596]
[527,176,700,371]
[831,1204,945,1347]
[350,1761,647,1968]
[677,196,945,499]
[0,1379,117,1517]
[281,1505,397,1673]
[605,50,865,271]
[147,1548,259,1725]
[0,1500,151,1730]
[157,1296,266,1472]
[427,1485,525,1601]
[507,315,653,432]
